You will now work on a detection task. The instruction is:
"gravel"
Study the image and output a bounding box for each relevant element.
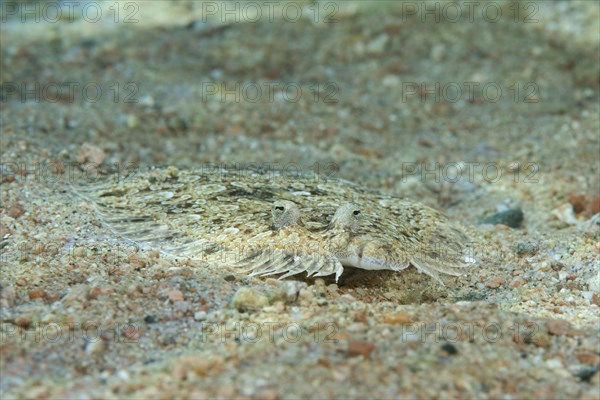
[1,1,599,399]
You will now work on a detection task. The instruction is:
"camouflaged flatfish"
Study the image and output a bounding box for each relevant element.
[72,166,471,284]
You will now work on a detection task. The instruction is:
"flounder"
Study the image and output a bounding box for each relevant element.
[73,166,471,284]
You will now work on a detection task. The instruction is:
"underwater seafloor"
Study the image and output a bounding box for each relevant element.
[1,1,599,398]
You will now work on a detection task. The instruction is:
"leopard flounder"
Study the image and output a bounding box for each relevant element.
[73,166,471,284]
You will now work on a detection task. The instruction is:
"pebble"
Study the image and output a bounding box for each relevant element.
[193,311,207,321]
[440,342,459,355]
[266,286,287,304]
[546,319,570,336]
[382,75,400,87]
[545,358,564,370]
[230,287,268,312]
[125,114,138,128]
[516,241,538,255]
[188,390,210,400]
[510,276,526,288]
[117,370,130,381]
[430,44,446,61]
[567,328,586,338]
[365,33,389,55]
[121,325,139,341]
[327,283,339,294]
[28,288,46,300]
[41,314,60,324]
[572,366,598,382]
[282,281,308,303]
[8,203,25,218]
[576,352,600,366]
[262,303,285,314]
[175,355,224,378]
[486,277,504,289]
[551,203,578,225]
[72,246,86,258]
[347,323,368,333]
[558,271,569,281]
[592,293,600,307]
[128,256,147,269]
[15,316,32,328]
[63,284,90,306]
[581,291,593,300]
[339,293,357,303]
[89,286,113,299]
[168,290,184,302]
[174,301,190,312]
[568,194,588,214]
[85,339,107,356]
[587,272,600,294]
[0,285,16,307]
[298,288,314,302]
[347,340,375,358]
[316,298,328,306]
[76,143,106,166]
[216,386,236,398]
[138,95,155,107]
[481,208,524,228]
[530,330,551,348]
[383,311,412,325]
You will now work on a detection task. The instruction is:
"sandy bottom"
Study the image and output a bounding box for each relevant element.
[1,1,599,398]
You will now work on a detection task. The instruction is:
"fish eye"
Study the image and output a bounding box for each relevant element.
[330,203,361,232]
[272,200,301,229]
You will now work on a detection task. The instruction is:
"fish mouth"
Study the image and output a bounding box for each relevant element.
[338,237,410,271]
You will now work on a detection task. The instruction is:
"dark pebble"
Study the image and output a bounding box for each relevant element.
[224,275,236,282]
[516,241,538,255]
[452,291,487,302]
[481,208,524,228]
[573,366,598,382]
[144,315,156,324]
[440,342,459,355]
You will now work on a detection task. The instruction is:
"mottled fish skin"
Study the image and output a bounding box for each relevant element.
[72,166,471,284]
